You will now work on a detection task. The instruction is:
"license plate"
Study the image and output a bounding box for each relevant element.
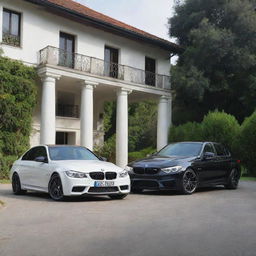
[94,181,114,187]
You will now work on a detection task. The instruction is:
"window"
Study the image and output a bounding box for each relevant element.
[145,57,156,86]
[59,32,75,68]
[104,46,119,78]
[22,147,47,161]
[214,143,229,156]
[2,9,21,47]
[203,143,215,154]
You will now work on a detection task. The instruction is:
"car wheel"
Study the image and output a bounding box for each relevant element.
[225,169,240,189]
[180,168,198,195]
[12,173,27,195]
[108,194,128,200]
[131,188,143,194]
[48,174,64,201]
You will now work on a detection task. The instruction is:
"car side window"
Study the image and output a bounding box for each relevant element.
[203,143,215,154]
[214,144,228,156]
[21,147,47,161]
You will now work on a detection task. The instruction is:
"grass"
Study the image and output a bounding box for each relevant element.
[0,200,5,207]
[241,176,256,181]
[0,179,10,184]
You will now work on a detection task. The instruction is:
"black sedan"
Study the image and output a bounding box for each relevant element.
[128,142,241,195]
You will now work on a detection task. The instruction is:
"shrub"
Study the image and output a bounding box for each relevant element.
[0,155,18,179]
[201,111,240,154]
[95,135,116,163]
[239,111,256,176]
[169,122,203,142]
[128,147,156,162]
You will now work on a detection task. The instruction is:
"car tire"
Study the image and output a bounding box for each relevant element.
[131,188,143,194]
[108,194,128,200]
[48,174,64,201]
[12,173,27,195]
[180,168,198,195]
[225,169,240,189]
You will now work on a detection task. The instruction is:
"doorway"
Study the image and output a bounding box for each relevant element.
[56,132,76,145]
[59,32,75,68]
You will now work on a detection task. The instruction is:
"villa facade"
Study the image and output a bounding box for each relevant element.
[0,0,180,167]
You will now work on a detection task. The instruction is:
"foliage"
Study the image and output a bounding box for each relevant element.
[95,135,116,163]
[128,147,156,162]
[169,121,203,142]
[0,56,37,179]
[238,111,256,176]
[169,0,256,124]
[201,111,240,154]
[128,101,157,152]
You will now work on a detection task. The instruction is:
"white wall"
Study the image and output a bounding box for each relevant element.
[0,0,170,75]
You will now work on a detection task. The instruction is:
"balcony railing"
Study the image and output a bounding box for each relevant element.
[39,46,171,90]
[2,32,20,47]
[56,104,79,118]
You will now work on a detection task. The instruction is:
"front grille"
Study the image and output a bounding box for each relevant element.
[106,172,117,180]
[90,172,104,180]
[133,167,145,175]
[162,180,176,188]
[133,167,160,175]
[132,180,159,188]
[88,187,119,193]
[145,168,160,175]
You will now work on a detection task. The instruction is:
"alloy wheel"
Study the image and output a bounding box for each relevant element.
[182,169,198,194]
[49,175,63,201]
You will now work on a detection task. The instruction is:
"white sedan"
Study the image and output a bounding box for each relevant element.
[10,145,130,201]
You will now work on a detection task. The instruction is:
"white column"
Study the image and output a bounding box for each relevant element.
[80,82,96,150]
[40,75,59,144]
[0,6,3,43]
[157,96,172,151]
[116,88,131,168]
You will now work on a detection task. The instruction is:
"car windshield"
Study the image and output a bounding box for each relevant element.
[157,143,202,157]
[49,146,99,161]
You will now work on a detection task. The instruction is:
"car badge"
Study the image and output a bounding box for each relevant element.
[101,169,105,172]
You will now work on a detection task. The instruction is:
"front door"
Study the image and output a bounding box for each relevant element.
[59,32,75,68]
[56,132,69,145]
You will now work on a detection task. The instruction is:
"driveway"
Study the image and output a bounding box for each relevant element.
[0,181,256,256]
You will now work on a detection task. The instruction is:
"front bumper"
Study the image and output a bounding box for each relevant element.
[129,172,183,191]
[60,174,130,196]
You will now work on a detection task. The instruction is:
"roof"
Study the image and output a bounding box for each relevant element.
[24,0,181,52]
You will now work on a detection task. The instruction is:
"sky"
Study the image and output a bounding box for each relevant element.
[74,0,175,41]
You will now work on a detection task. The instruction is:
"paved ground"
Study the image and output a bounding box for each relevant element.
[0,182,256,256]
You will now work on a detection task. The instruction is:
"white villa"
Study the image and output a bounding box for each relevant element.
[0,0,180,167]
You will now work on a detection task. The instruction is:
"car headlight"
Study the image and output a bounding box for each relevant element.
[124,166,133,172]
[119,170,128,178]
[65,170,87,178]
[161,166,183,174]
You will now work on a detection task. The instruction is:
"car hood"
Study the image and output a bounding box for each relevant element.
[129,155,197,168]
[51,160,123,173]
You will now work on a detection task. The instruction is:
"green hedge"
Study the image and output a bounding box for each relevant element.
[128,147,156,162]
[0,56,37,179]
[169,110,256,176]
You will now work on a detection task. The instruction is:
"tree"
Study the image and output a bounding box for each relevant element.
[169,0,256,124]
[0,55,37,179]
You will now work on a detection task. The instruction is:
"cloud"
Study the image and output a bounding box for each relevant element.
[75,0,175,40]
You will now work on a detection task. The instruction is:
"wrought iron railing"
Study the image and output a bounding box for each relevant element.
[39,46,171,90]
[2,32,20,47]
[56,104,79,118]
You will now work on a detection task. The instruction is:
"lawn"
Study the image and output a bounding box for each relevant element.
[240,176,256,181]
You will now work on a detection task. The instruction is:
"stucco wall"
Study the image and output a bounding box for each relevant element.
[0,0,170,75]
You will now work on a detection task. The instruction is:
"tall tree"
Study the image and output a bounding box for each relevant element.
[169,0,256,124]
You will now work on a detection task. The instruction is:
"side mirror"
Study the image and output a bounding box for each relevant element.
[35,156,48,163]
[203,152,215,160]
[99,156,108,162]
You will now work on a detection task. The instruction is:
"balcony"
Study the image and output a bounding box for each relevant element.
[38,46,171,90]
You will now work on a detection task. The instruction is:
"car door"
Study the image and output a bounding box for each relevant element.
[194,143,218,183]
[28,146,51,190]
[213,143,231,181]
[18,147,38,187]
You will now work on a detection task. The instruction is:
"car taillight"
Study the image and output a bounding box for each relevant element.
[237,160,241,164]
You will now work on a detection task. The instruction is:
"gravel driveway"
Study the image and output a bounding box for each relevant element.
[0,181,256,256]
